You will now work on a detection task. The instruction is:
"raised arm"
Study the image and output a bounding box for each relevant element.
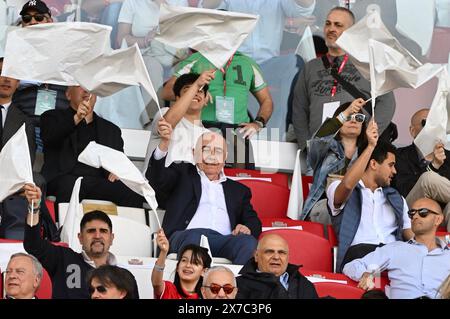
[151,228,170,297]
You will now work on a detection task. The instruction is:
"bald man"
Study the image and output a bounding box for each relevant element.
[147,127,261,265]
[393,109,450,232]
[236,234,318,299]
[344,198,450,299]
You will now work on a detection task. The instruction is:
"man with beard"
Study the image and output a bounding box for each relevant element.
[327,121,414,272]
[22,184,139,299]
[344,198,450,299]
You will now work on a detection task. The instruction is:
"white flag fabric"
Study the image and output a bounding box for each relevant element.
[336,9,443,107]
[200,235,214,266]
[78,142,159,215]
[415,69,450,156]
[60,177,83,252]
[155,4,258,69]
[287,150,304,220]
[0,125,33,202]
[295,26,316,63]
[72,44,160,109]
[2,22,112,85]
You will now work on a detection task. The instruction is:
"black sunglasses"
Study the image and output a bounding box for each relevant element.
[407,208,440,219]
[204,283,235,295]
[22,14,47,23]
[89,285,107,295]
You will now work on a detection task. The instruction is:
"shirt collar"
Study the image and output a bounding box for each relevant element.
[407,237,449,250]
[196,166,227,184]
[359,180,382,192]
[82,251,117,268]
[279,271,290,289]
[1,101,12,111]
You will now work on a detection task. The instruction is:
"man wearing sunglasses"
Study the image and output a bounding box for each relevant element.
[201,266,238,299]
[393,108,450,232]
[327,122,414,273]
[344,198,450,299]
[20,0,53,26]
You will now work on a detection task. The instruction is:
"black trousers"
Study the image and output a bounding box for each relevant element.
[203,121,255,170]
[342,243,385,269]
[48,174,145,208]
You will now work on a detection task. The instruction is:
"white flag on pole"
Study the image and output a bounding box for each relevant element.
[287,150,304,220]
[155,4,258,69]
[0,125,33,202]
[77,142,160,227]
[60,177,83,252]
[415,68,450,156]
[295,26,316,63]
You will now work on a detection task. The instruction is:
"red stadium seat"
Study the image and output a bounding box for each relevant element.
[35,269,52,299]
[238,180,290,219]
[314,282,365,299]
[260,229,333,272]
[327,224,338,247]
[261,218,325,238]
[224,168,289,188]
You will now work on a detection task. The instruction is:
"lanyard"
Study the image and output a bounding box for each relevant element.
[219,54,235,96]
[329,54,349,97]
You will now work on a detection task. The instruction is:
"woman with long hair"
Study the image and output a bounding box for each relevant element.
[152,229,212,299]
[301,98,368,221]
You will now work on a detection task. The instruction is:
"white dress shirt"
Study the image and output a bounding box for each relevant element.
[327,180,411,245]
[1,101,12,128]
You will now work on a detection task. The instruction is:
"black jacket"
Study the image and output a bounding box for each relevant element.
[146,155,262,239]
[40,107,123,183]
[236,259,318,299]
[393,143,450,197]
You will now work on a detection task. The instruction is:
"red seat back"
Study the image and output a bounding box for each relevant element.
[314,282,365,299]
[224,168,289,188]
[260,229,332,272]
[261,218,325,238]
[327,224,338,247]
[35,269,52,299]
[238,180,290,219]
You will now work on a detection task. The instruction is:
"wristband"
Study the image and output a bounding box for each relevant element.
[154,264,165,272]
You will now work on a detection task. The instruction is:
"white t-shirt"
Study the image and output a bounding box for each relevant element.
[327,180,411,246]
[118,0,188,37]
[144,107,209,170]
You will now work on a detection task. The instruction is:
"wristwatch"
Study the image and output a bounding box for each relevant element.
[254,116,266,129]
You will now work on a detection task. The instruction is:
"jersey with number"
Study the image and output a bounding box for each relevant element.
[175,51,267,124]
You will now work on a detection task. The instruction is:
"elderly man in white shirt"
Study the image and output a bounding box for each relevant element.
[344,198,450,299]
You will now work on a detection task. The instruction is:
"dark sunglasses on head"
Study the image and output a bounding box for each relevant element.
[347,113,366,123]
[204,283,235,295]
[407,208,440,219]
[22,14,46,23]
[421,119,427,127]
[89,285,107,295]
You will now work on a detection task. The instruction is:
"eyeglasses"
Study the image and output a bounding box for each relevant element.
[201,145,224,156]
[204,283,236,295]
[407,208,440,219]
[347,113,366,123]
[22,14,47,23]
[89,285,107,295]
[421,119,427,127]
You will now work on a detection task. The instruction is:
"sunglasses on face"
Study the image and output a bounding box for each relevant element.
[204,283,235,295]
[89,285,107,295]
[22,14,47,23]
[347,113,366,123]
[407,208,440,219]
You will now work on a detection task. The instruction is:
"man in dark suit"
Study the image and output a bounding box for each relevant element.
[40,86,144,207]
[147,119,261,264]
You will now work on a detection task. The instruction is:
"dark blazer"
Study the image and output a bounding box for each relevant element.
[40,107,123,183]
[1,103,36,164]
[147,155,262,239]
[236,259,318,299]
[393,143,450,197]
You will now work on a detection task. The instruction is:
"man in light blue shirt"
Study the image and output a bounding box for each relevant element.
[343,198,450,299]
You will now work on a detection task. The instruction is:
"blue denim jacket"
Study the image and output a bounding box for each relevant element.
[300,132,358,220]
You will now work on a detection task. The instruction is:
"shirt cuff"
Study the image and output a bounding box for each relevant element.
[153,146,168,160]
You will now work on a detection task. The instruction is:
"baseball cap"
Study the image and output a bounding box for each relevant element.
[20,0,51,16]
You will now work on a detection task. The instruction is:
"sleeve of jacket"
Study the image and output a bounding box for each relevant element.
[393,147,423,197]
[23,221,64,277]
[240,187,262,239]
[146,152,180,205]
[292,66,311,151]
[373,91,396,135]
[25,116,36,165]
[40,109,77,148]
[438,152,450,181]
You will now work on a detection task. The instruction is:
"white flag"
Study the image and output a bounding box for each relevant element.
[60,177,83,252]
[155,4,258,69]
[2,22,112,85]
[200,235,214,266]
[415,69,450,156]
[295,26,316,63]
[287,150,304,220]
[77,142,160,226]
[0,125,33,202]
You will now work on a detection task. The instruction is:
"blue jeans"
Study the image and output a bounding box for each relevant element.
[169,228,257,265]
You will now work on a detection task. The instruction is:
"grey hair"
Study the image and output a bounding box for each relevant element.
[203,266,236,287]
[9,252,43,281]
